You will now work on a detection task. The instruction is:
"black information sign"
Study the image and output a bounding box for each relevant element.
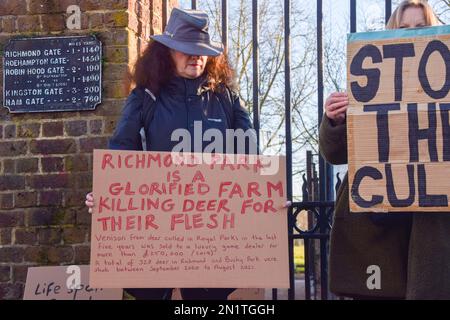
[2,35,102,113]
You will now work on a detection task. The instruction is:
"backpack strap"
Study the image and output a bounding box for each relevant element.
[139,87,157,151]
[140,87,157,125]
[144,88,156,101]
[215,86,235,129]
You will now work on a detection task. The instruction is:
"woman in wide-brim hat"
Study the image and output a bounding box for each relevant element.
[85,8,256,300]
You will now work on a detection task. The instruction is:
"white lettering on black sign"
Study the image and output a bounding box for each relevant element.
[2,35,102,113]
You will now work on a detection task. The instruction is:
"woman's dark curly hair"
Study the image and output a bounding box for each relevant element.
[127,40,236,95]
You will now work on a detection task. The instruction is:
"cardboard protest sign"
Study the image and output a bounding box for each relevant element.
[90,150,289,288]
[347,25,450,212]
[23,265,122,300]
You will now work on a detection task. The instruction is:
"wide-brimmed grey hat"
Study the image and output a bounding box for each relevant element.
[151,8,224,57]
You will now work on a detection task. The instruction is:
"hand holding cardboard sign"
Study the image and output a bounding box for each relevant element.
[347,26,450,212]
[85,192,94,213]
[325,92,349,125]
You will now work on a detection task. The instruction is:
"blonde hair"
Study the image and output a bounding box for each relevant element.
[386,0,440,29]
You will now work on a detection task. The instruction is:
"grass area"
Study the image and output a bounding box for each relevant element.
[294,243,305,274]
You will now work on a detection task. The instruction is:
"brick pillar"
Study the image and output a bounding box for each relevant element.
[0,0,177,300]
[128,0,178,75]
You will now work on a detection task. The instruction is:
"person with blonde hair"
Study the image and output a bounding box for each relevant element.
[320,0,449,299]
[386,0,440,29]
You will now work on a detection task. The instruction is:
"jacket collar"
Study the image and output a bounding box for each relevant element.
[165,74,211,97]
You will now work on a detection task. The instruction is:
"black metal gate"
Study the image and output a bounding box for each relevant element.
[162,0,395,300]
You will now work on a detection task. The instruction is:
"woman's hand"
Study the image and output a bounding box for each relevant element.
[85,192,94,214]
[325,92,349,125]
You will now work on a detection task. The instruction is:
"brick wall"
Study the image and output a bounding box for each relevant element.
[0,0,177,299]
[127,0,177,80]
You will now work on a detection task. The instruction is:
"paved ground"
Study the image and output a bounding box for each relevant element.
[264,279,306,300]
